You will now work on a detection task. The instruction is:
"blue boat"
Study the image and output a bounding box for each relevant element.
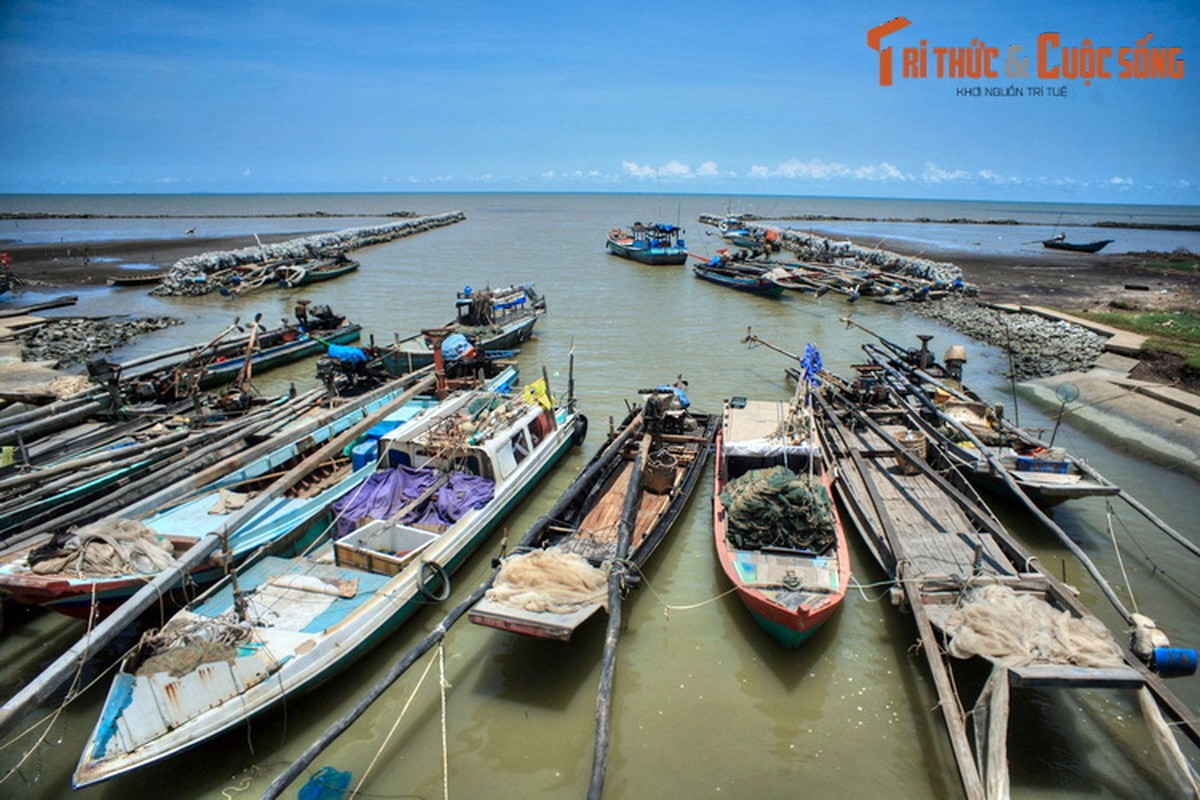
[692,263,785,297]
[606,223,688,265]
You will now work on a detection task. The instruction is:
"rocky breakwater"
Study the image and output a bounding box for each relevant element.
[698,215,972,288]
[152,211,466,297]
[910,298,1106,380]
[21,316,183,368]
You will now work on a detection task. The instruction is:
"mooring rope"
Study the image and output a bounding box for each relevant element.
[351,643,440,796]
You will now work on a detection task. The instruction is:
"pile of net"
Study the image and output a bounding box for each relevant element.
[720,466,835,553]
[484,548,609,613]
[944,584,1124,668]
[28,519,177,576]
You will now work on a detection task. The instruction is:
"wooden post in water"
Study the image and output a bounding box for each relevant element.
[588,433,647,800]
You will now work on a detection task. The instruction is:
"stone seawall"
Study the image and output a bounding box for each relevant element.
[152,211,466,296]
[698,215,968,286]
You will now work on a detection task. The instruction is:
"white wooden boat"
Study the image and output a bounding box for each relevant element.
[73,378,583,787]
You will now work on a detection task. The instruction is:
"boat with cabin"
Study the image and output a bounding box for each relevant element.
[606,223,688,265]
[72,370,584,787]
[380,284,546,375]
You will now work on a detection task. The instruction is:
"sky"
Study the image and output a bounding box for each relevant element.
[0,0,1197,204]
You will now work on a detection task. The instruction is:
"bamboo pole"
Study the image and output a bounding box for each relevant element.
[0,376,434,741]
[588,437,647,800]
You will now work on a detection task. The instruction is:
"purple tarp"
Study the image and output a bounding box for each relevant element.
[332,466,495,537]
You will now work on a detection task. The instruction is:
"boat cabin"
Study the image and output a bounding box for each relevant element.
[334,391,558,575]
[455,284,544,328]
[721,397,821,478]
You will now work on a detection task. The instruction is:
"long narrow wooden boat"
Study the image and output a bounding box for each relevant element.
[73,373,583,787]
[714,393,849,647]
[692,263,785,297]
[848,326,1121,506]
[380,284,546,375]
[275,255,360,288]
[106,272,168,287]
[469,384,717,640]
[0,371,470,618]
[1042,237,1114,253]
[606,223,688,265]
[814,371,1199,797]
[195,321,361,389]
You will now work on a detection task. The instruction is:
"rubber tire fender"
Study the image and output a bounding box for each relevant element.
[572,414,588,447]
[417,560,451,602]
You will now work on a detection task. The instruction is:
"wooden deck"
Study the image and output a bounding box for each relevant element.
[560,456,678,561]
[832,424,1016,583]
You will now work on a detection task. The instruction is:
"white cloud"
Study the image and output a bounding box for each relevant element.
[696,161,719,177]
[922,163,970,183]
[622,159,695,179]
[1108,176,1133,187]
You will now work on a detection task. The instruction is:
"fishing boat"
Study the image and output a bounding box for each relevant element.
[0,370,472,618]
[1042,236,1114,253]
[196,320,361,389]
[713,383,849,648]
[274,254,360,288]
[72,370,584,787]
[469,382,717,640]
[692,262,786,297]
[379,284,546,375]
[606,223,688,265]
[814,369,1199,798]
[844,322,1121,506]
[106,272,168,287]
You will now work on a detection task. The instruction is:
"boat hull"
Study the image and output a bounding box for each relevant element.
[199,323,362,388]
[713,418,849,649]
[74,397,581,787]
[692,266,785,297]
[606,238,687,265]
[1042,239,1114,253]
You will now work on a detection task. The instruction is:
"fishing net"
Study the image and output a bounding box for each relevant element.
[720,466,836,553]
[944,584,1124,667]
[28,519,178,576]
[484,548,609,613]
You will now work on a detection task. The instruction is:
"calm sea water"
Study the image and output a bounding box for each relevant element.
[0,193,1197,799]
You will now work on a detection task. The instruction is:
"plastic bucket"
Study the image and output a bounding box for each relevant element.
[1152,647,1198,678]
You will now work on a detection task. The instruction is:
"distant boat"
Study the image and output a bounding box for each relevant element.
[692,262,785,297]
[606,223,688,265]
[106,273,168,287]
[714,394,850,647]
[1042,237,1114,253]
[275,255,360,288]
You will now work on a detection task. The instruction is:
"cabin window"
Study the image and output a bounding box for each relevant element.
[509,429,530,465]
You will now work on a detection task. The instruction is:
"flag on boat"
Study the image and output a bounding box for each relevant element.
[800,343,823,386]
[522,378,553,409]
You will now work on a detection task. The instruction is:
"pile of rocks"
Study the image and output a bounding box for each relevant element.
[21,317,183,368]
[910,298,1106,379]
[152,212,466,297]
[698,215,970,287]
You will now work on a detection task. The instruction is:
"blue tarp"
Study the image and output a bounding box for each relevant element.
[441,333,474,361]
[656,384,690,408]
[327,344,368,363]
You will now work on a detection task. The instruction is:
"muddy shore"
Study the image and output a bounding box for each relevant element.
[5,229,1199,313]
[1,233,318,287]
